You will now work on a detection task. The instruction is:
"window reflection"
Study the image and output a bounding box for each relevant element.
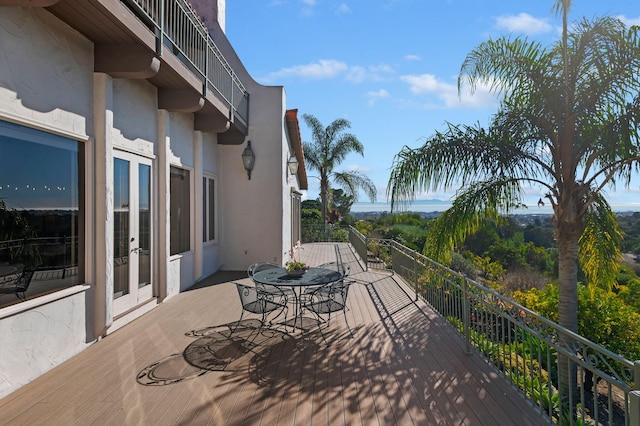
[0,121,84,308]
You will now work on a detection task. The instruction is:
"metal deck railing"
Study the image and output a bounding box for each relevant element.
[304,224,640,425]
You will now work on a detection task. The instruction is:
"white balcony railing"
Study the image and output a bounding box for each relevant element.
[124,0,249,126]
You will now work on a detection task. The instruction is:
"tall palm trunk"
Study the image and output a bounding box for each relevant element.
[320,173,329,239]
[554,195,582,409]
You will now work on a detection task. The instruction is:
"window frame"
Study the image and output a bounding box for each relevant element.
[0,120,85,309]
[202,174,217,244]
[169,165,192,256]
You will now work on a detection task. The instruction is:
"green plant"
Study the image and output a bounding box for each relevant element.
[285,241,307,272]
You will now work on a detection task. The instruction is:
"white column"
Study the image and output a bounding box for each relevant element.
[193,130,203,281]
[156,110,170,302]
[92,72,114,337]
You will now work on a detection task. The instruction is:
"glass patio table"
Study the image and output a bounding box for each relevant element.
[252,267,343,330]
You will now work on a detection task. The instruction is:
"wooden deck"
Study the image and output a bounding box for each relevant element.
[0,243,548,425]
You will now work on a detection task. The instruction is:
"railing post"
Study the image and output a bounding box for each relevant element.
[203,36,208,97]
[631,391,640,426]
[635,360,640,390]
[155,0,164,57]
[364,234,368,271]
[413,250,418,301]
[462,277,471,354]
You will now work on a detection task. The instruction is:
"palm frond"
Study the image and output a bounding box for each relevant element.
[332,170,377,202]
[578,194,623,296]
[423,178,526,263]
[387,120,549,211]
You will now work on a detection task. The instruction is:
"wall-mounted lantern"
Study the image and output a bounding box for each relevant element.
[287,154,299,177]
[241,140,255,180]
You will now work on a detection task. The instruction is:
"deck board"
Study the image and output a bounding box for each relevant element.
[0,243,548,425]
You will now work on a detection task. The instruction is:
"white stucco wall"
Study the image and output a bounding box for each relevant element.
[167,112,196,293]
[0,8,92,139]
[0,292,89,398]
[218,84,288,270]
[201,132,221,277]
[112,79,157,157]
[0,7,94,399]
[206,18,300,272]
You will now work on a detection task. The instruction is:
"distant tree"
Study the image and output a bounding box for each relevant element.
[330,188,354,218]
[302,199,322,211]
[302,114,376,227]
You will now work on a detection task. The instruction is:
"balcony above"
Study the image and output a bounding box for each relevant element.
[0,0,249,144]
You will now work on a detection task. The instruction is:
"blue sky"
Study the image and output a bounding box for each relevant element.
[226,1,640,211]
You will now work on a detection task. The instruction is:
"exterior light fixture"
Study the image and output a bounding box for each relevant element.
[241,140,255,180]
[287,154,299,177]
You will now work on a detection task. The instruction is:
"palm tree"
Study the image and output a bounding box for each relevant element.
[387,16,640,406]
[302,114,377,226]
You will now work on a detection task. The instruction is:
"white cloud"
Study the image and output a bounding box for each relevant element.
[400,73,500,109]
[300,0,317,17]
[263,59,348,82]
[617,15,640,28]
[346,64,395,83]
[495,13,553,36]
[336,3,350,15]
[263,60,394,83]
[404,54,421,61]
[367,89,391,106]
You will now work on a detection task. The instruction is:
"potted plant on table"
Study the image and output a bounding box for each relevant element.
[285,241,308,276]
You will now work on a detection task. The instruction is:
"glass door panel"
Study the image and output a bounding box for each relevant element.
[113,152,153,315]
[138,163,151,290]
[113,158,130,299]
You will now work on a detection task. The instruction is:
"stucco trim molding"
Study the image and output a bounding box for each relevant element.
[95,44,160,79]
[158,88,205,113]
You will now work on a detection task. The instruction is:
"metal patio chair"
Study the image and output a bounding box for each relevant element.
[302,278,353,338]
[232,283,288,333]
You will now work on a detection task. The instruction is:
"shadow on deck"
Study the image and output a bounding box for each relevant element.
[0,243,547,425]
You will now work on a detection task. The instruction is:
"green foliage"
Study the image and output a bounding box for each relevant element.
[523,224,555,248]
[579,198,624,295]
[578,288,640,360]
[330,188,354,218]
[302,199,321,211]
[513,284,640,360]
[618,277,640,313]
[450,253,478,278]
[355,213,431,252]
[618,212,640,254]
[301,208,322,221]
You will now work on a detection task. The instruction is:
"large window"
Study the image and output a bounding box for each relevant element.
[202,176,216,243]
[291,191,302,247]
[0,120,84,308]
[170,166,190,255]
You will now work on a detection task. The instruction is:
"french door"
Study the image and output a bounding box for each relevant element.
[113,152,153,315]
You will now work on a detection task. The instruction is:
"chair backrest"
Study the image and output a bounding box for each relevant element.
[235,283,281,315]
[309,279,351,314]
[247,262,280,278]
[318,261,350,279]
